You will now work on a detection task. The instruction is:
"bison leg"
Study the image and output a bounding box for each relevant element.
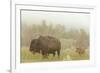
[57,49,60,58]
[53,52,55,57]
[41,50,48,59]
[79,52,83,56]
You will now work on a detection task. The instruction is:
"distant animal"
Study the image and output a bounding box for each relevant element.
[29,36,61,58]
[76,48,85,56]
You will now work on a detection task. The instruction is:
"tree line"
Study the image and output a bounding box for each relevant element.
[21,20,89,49]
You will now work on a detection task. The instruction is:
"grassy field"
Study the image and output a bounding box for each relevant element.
[20,47,89,63]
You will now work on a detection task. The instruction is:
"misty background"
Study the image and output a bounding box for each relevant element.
[21,10,90,51]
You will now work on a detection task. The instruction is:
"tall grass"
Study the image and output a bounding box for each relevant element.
[20,47,89,63]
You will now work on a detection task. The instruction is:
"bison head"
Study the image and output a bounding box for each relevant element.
[29,39,40,54]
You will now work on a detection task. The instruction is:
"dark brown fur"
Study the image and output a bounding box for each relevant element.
[29,39,40,53]
[29,36,61,58]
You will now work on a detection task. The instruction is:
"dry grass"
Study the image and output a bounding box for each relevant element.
[20,47,89,63]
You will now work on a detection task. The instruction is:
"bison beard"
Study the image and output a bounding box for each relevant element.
[29,36,61,58]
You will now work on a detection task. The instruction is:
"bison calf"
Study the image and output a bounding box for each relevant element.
[76,48,85,56]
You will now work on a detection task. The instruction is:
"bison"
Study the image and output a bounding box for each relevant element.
[76,48,85,56]
[29,36,61,58]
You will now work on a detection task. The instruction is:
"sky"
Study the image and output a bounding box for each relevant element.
[21,10,90,32]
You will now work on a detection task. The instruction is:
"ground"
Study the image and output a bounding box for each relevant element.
[20,47,89,63]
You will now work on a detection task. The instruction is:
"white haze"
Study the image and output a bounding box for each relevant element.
[21,10,90,32]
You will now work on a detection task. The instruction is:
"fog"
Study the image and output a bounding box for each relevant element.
[21,10,90,32]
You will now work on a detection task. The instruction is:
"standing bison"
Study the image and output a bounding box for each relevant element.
[76,48,85,56]
[29,36,61,58]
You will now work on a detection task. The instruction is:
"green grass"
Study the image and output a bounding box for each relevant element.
[20,47,89,63]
